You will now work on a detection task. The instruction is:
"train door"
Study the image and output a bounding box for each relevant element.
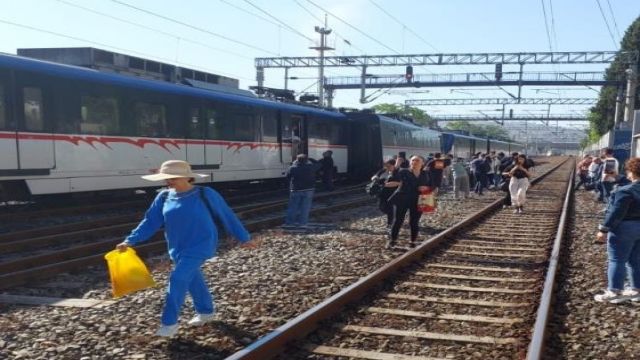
[0,70,17,170]
[281,113,307,163]
[15,74,55,170]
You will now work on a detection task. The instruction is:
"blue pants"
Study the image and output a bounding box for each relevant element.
[285,189,314,226]
[162,256,214,326]
[474,173,486,194]
[607,220,640,291]
[602,182,615,202]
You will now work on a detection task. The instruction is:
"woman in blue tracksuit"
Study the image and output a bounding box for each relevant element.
[116,160,254,337]
[594,157,640,303]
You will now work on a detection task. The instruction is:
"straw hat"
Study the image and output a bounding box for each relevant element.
[141,160,207,181]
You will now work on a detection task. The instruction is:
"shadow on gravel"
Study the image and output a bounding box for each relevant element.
[166,321,257,360]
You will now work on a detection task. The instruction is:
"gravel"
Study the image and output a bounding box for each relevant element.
[0,189,502,359]
[544,187,640,359]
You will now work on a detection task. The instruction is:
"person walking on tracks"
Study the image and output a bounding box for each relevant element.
[385,155,430,249]
[283,154,322,229]
[503,154,532,214]
[320,150,335,191]
[594,157,640,303]
[371,159,399,228]
[451,157,470,200]
[116,160,255,337]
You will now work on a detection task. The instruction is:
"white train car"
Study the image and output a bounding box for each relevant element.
[0,53,347,200]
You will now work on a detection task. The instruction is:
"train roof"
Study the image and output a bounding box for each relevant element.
[0,52,345,119]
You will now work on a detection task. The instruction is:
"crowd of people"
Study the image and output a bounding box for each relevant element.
[370,150,535,248]
[576,150,640,304]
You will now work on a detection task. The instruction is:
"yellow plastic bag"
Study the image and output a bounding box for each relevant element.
[104,248,156,298]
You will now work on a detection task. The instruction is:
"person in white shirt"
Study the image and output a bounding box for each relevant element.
[601,148,620,203]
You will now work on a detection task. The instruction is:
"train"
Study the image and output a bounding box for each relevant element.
[0,52,523,201]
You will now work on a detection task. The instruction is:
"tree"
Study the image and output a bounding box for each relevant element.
[371,103,435,128]
[586,15,640,142]
[444,121,512,142]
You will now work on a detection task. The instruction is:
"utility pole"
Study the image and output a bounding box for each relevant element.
[310,15,333,107]
[624,68,637,123]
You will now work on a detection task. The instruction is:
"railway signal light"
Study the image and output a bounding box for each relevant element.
[405,65,413,83]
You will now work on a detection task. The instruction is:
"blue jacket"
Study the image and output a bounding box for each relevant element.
[286,159,321,191]
[599,181,640,233]
[124,186,250,260]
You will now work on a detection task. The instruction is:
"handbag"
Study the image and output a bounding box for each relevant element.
[417,187,436,213]
[365,179,382,197]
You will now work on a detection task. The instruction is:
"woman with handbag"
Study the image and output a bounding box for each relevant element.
[503,154,532,214]
[385,155,430,249]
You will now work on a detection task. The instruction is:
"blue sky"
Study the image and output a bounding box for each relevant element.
[1,0,638,126]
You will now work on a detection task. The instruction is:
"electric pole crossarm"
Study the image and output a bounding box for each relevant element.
[433,114,587,122]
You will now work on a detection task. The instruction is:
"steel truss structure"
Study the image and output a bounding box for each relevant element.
[405,97,598,106]
[255,51,638,68]
[323,71,618,90]
[433,114,587,122]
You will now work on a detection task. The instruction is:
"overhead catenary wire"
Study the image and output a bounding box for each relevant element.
[305,0,400,54]
[0,18,254,82]
[110,0,280,56]
[367,0,438,52]
[242,0,314,42]
[605,0,622,41]
[594,0,619,49]
[54,0,252,61]
[291,0,366,54]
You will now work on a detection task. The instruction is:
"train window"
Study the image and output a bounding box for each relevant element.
[262,110,277,143]
[188,107,203,139]
[134,102,166,138]
[204,108,220,139]
[23,87,44,131]
[80,95,119,135]
[0,85,5,129]
[309,121,330,145]
[218,103,259,142]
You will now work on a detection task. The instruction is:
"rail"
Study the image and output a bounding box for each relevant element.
[226,158,570,360]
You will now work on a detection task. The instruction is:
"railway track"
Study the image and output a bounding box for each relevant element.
[0,184,370,290]
[226,158,573,360]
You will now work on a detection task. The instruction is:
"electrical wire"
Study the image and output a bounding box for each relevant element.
[367,0,438,52]
[305,0,400,54]
[595,0,619,49]
[291,0,366,54]
[604,0,622,41]
[540,0,555,53]
[218,0,282,28]
[0,18,254,82]
[54,0,252,60]
[242,0,314,42]
[110,0,280,55]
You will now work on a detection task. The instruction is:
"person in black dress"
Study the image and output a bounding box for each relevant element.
[385,155,430,249]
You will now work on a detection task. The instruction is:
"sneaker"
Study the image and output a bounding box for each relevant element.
[513,208,519,214]
[155,324,179,337]
[594,289,629,304]
[622,288,640,302]
[188,313,216,326]
[385,240,396,250]
[519,207,524,214]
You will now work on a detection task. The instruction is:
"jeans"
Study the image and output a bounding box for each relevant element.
[509,177,529,207]
[494,173,502,188]
[474,173,487,195]
[285,189,314,226]
[607,220,640,291]
[162,256,214,326]
[575,173,588,190]
[602,181,615,202]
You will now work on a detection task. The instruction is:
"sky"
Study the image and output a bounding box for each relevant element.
[1,0,639,141]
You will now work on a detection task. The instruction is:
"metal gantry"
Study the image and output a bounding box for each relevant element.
[323,71,618,90]
[255,51,638,68]
[433,114,587,122]
[405,97,598,106]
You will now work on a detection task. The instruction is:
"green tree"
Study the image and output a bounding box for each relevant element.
[586,15,640,142]
[372,103,435,128]
[444,121,512,142]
